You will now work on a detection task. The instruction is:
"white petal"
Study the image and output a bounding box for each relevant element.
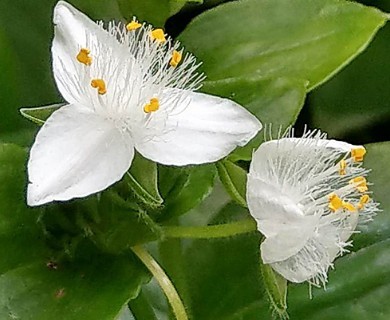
[134,91,262,165]
[52,1,131,105]
[27,104,134,206]
[247,175,305,233]
[247,175,319,262]
[260,220,316,264]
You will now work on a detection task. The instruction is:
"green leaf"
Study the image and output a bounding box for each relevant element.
[0,255,149,320]
[20,103,64,126]
[202,77,307,161]
[117,0,203,27]
[288,239,390,320]
[170,0,203,15]
[216,159,247,207]
[158,164,216,221]
[180,0,387,89]
[260,263,288,319]
[309,23,390,137]
[0,30,21,133]
[128,289,159,320]
[155,201,265,320]
[88,193,163,254]
[0,143,150,319]
[126,153,164,209]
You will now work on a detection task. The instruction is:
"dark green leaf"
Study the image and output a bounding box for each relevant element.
[158,164,216,221]
[0,143,150,319]
[180,0,387,89]
[309,24,390,138]
[216,159,247,207]
[117,0,203,27]
[260,263,288,319]
[0,30,21,133]
[202,77,307,161]
[289,239,390,320]
[127,153,164,209]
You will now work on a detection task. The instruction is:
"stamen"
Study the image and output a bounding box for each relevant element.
[91,79,107,95]
[170,50,182,67]
[144,98,160,113]
[357,194,370,210]
[342,201,356,212]
[126,20,142,31]
[150,29,166,43]
[349,176,368,192]
[328,193,343,212]
[76,48,92,66]
[328,193,356,212]
[351,147,366,162]
[339,159,347,175]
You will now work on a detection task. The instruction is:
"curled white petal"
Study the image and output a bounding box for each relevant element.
[134,90,262,165]
[247,134,378,286]
[27,104,134,206]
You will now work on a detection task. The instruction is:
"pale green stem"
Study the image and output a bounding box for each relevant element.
[131,245,188,320]
[162,219,257,239]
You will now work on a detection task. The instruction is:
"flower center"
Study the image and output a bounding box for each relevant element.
[351,147,366,162]
[144,98,160,113]
[76,48,92,66]
[150,29,166,43]
[91,79,107,95]
[170,50,182,67]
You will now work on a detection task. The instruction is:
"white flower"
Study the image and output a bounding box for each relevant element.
[26,1,261,206]
[246,130,378,286]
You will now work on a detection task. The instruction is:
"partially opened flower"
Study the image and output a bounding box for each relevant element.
[26,1,261,206]
[246,130,378,286]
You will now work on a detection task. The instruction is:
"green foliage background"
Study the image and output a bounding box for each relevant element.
[0,0,389,319]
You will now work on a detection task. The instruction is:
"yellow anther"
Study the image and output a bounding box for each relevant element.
[351,147,366,162]
[144,98,160,113]
[126,20,142,31]
[349,176,368,193]
[76,48,92,66]
[328,193,343,212]
[91,79,107,95]
[170,50,182,67]
[339,159,347,175]
[150,29,166,43]
[342,201,356,212]
[357,194,370,210]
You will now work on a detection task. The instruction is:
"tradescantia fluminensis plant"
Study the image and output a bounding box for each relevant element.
[0,0,389,319]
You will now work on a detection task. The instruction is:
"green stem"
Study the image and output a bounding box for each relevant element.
[131,245,188,320]
[162,219,257,239]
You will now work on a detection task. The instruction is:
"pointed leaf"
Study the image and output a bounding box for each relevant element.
[20,103,64,126]
[260,262,288,319]
[180,0,387,90]
[216,159,247,207]
[126,153,164,209]
[158,164,216,221]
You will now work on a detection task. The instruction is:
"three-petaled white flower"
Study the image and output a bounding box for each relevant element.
[246,130,378,286]
[26,1,261,206]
